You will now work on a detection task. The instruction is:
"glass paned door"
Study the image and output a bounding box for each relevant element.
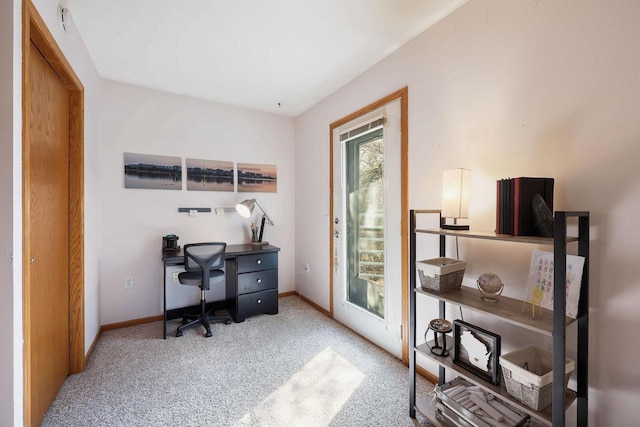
[332,97,402,358]
[345,128,385,318]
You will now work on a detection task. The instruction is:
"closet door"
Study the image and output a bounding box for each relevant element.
[25,40,71,426]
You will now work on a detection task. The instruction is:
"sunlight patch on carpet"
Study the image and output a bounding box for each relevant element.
[234,347,366,427]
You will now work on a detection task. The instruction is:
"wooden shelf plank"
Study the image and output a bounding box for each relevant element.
[415,228,579,245]
[415,343,577,426]
[414,396,448,427]
[415,285,575,336]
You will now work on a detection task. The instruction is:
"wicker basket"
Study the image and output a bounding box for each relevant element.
[417,257,466,293]
[499,345,575,411]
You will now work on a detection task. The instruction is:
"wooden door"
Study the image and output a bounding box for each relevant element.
[25,40,71,426]
[23,3,85,425]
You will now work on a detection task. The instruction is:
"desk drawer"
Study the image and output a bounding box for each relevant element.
[237,252,278,273]
[236,289,278,322]
[238,269,277,294]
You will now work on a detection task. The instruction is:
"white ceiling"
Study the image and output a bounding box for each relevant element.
[68,0,467,117]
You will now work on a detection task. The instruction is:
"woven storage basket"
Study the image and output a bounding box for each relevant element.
[499,345,575,411]
[417,257,466,293]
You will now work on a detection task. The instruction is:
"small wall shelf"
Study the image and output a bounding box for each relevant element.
[177,207,211,213]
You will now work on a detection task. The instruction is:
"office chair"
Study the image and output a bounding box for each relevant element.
[176,242,232,338]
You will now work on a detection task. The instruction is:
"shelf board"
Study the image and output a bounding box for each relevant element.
[414,396,447,427]
[414,228,579,245]
[415,285,575,336]
[415,343,576,426]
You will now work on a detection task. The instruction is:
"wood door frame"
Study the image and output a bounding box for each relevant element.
[329,88,409,363]
[22,1,85,423]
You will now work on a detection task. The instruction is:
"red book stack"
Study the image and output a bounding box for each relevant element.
[495,177,554,236]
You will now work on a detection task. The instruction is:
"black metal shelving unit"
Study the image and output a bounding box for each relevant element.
[409,209,589,426]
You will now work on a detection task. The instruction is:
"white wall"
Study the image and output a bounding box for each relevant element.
[99,80,295,325]
[295,0,640,425]
[1,1,19,424]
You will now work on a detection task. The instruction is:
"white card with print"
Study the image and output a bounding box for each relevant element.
[525,250,585,319]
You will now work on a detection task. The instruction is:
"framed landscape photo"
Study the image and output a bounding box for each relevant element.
[186,158,234,192]
[453,320,501,385]
[124,153,182,190]
[237,163,277,193]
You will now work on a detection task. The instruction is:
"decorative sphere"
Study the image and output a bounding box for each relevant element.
[477,273,504,302]
[478,273,503,293]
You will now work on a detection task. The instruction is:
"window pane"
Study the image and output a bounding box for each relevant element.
[346,129,384,318]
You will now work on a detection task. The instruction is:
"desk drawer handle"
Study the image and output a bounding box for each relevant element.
[256,259,262,265]
[257,299,262,304]
[257,278,262,284]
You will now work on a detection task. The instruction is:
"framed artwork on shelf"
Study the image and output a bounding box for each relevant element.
[453,320,501,385]
[124,153,182,190]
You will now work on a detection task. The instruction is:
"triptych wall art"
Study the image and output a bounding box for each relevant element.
[186,159,234,192]
[123,153,277,193]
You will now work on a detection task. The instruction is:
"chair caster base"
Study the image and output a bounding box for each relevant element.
[176,312,232,338]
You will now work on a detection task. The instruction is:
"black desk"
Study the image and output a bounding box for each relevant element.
[162,244,280,339]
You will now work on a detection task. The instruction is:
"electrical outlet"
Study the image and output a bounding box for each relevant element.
[172,272,180,283]
[124,276,134,289]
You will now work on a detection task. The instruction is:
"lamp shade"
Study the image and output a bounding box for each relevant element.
[235,198,274,225]
[235,199,256,218]
[235,198,274,245]
[442,168,471,219]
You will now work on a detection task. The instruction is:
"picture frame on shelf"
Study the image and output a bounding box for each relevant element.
[453,320,501,385]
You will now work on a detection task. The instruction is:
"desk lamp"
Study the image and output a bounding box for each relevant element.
[236,198,274,245]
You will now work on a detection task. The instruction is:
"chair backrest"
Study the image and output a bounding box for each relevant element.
[183,243,226,289]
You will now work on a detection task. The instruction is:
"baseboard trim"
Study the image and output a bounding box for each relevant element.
[295,292,332,317]
[417,365,439,385]
[278,291,296,298]
[84,329,100,367]
[95,294,297,336]
[98,294,294,336]
[101,315,164,332]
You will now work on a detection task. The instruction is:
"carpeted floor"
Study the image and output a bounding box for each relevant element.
[42,296,435,426]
